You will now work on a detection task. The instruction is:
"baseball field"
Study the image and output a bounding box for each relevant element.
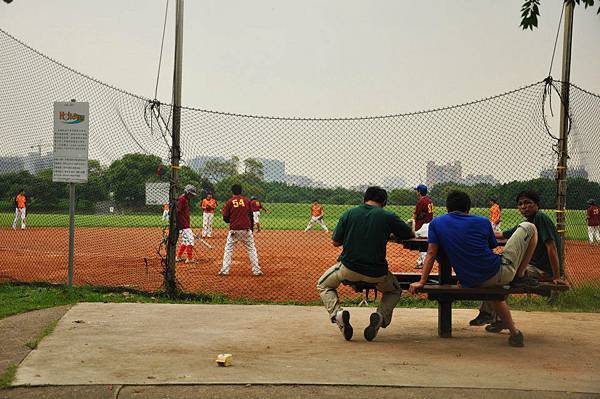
[1,203,598,302]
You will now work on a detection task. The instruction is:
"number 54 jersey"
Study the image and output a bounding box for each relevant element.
[223,195,253,230]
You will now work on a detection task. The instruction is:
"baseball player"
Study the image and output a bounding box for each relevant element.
[161,202,169,222]
[587,199,600,244]
[250,196,269,232]
[489,198,502,232]
[412,184,434,269]
[218,184,262,276]
[175,184,198,264]
[201,192,218,238]
[12,189,27,230]
[305,200,328,232]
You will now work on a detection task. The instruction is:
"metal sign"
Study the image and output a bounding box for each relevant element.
[53,101,89,183]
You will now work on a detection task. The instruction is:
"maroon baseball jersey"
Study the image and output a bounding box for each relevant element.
[588,205,600,226]
[223,195,253,230]
[251,200,263,212]
[177,194,191,229]
[414,196,434,230]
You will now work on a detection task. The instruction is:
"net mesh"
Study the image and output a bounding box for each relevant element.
[1,28,599,302]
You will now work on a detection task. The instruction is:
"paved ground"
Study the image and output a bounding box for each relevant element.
[7,303,599,395]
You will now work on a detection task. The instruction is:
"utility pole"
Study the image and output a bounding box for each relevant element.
[165,0,184,297]
[556,1,574,270]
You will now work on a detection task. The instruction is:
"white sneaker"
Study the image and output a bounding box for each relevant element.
[218,271,229,276]
[252,271,264,276]
[334,310,353,341]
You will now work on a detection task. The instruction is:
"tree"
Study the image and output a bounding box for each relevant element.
[201,156,239,182]
[521,0,599,30]
[243,158,264,180]
[76,160,109,210]
[107,153,162,207]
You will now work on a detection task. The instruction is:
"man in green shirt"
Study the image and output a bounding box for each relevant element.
[317,186,414,341]
[471,189,568,329]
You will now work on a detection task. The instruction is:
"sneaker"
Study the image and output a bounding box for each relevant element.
[469,311,494,326]
[414,263,423,270]
[485,320,508,333]
[217,271,229,276]
[175,257,185,262]
[335,310,353,341]
[510,275,539,288]
[363,312,383,342]
[508,331,524,347]
[252,271,264,276]
[184,259,198,264]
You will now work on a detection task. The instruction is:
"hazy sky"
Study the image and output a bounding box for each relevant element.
[1,0,598,117]
[1,1,599,188]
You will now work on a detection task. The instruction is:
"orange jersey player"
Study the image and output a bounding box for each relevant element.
[12,189,27,230]
[489,198,502,232]
[305,200,328,232]
[201,192,218,238]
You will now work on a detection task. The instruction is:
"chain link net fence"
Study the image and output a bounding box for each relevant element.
[1,28,599,302]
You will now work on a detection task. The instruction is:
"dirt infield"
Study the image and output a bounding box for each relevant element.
[0,227,598,302]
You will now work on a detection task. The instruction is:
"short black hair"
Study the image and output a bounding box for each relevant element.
[231,184,242,195]
[446,190,471,213]
[364,186,388,206]
[516,190,540,205]
[489,197,497,203]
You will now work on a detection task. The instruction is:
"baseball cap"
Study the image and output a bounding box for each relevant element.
[415,184,428,194]
[184,184,198,196]
[588,199,595,205]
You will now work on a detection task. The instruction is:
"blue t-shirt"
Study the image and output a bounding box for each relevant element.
[428,212,501,288]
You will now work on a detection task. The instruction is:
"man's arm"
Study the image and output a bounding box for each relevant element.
[409,243,439,294]
[545,239,566,284]
[495,231,504,239]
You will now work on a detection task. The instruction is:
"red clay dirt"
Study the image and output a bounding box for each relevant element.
[0,227,598,302]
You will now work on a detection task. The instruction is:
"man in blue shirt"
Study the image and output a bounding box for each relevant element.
[409,191,538,347]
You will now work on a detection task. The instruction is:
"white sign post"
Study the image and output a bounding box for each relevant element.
[53,100,89,288]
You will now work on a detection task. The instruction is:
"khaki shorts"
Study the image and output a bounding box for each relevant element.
[481,222,536,287]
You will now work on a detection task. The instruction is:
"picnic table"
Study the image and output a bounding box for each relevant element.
[396,238,569,338]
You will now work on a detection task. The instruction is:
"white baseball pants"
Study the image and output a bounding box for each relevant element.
[202,212,214,237]
[589,226,600,243]
[220,230,261,274]
[305,216,328,231]
[12,207,26,229]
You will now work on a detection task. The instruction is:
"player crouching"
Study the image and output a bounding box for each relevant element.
[176,184,199,264]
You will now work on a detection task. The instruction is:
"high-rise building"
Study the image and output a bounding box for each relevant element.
[426,161,462,187]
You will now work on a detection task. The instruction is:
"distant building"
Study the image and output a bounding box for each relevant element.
[256,158,286,182]
[540,165,589,180]
[0,156,25,174]
[463,174,499,186]
[382,176,408,190]
[426,161,462,187]
[24,151,53,175]
[286,174,325,188]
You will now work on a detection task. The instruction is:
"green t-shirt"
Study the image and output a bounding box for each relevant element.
[332,204,412,277]
[502,211,564,276]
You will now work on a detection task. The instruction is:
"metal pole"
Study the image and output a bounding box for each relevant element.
[67,182,75,287]
[556,2,574,260]
[165,0,184,297]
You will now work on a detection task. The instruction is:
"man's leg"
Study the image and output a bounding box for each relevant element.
[510,222,538,279]
[316,262,352,340]
[12,208,19,229]
[594,226,600,243]
[202,213,209,237]
[207,213,214,237]
[20,208,26,229]
[588,226,594,243]
[243,230,261,275]
[305,218,314,231]
[219,231,237,274]
[490,300,524,347]
[319,219,328,231]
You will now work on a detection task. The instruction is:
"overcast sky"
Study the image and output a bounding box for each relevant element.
[1,0,598,117]
[1,1,599,187]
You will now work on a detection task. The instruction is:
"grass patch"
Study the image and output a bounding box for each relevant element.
[1,282,598,321]
[25,320,59,350]
[0,364,17,389]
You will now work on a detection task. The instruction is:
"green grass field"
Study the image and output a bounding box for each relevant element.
[0,203,591,240]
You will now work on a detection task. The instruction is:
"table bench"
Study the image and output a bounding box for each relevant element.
[343,238,569,338]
